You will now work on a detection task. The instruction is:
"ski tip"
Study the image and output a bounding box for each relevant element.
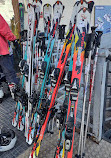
[27,3,33,9]
[53,1,64,10]
[80,0,83,5]
[34,0,42,5]
[74,1,80,7]
[57,1,60,5]
[43,3,52,8]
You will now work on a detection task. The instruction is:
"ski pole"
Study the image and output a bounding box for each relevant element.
[77,31,95,157]
[83,31,103,156]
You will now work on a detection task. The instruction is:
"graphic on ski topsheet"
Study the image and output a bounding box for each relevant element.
[95,6,111,33]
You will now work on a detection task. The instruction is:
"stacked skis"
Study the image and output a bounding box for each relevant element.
[12,0,43,135]
[29,0,93,157]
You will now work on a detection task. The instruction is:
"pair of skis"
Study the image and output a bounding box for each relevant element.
[54,1,94,158]
[25,0,42,139]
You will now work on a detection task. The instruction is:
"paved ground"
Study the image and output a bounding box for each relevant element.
[0,97,111,158]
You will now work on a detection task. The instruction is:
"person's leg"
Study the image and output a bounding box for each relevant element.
[0,55,19,85]
[9,54,14,66]
[0,55,20,99]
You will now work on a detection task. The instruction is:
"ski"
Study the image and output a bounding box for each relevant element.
[25,0,42,139]
[54,38,75,158]
[54,1,94,158]
[54,1,81,156]
[43,3,52,38]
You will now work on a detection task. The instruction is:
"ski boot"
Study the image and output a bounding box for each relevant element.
[8,83,20,100]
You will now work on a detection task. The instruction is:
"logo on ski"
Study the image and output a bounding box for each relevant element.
[56,146,60,155]
[53,21,58,37]
[81,32,85,48]
[66,24,75,45]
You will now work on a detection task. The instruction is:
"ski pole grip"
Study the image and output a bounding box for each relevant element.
[96,31,103,36]
[91,26,97,33]
[85,33,95,52]
[96,31,103,47]
[61,24,66,29]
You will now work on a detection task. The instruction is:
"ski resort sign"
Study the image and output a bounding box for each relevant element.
[95,6,111,34]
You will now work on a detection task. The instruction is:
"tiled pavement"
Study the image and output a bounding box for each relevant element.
[0,97,29,158]
[0,97,111,158]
